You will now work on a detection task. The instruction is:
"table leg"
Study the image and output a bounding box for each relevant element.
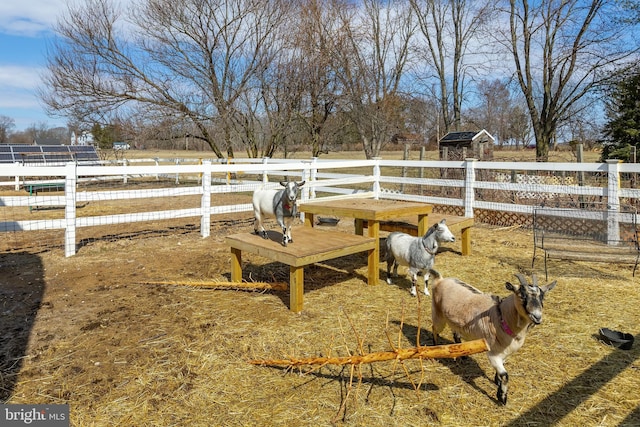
[417,213,429,236]
[367,220,380,284]
[290,266,304,313]
[304,213,315,227]
[354,218,364,235]
[230,247,242,282]
[367,247,376,286]
[461,226,472,256]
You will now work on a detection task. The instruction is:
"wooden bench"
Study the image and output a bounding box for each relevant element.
[363,213,474,256]
[226,227,376,313]
[532,205,640,279]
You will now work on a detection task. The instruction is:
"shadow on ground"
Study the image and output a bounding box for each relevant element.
[0,252,45,402]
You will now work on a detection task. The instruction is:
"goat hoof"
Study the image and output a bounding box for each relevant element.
[261,232,268,239]
[423,289,430,296]
[497,391,507,405]
[410,288,417,297]
[386,278,392,285]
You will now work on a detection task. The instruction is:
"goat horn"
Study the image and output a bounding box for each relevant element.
[532,274,538,287]
[514,273,529,287]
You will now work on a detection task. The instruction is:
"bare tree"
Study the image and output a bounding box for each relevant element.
[0,115,15,144]
[40,0,289,158]
[466,78,526,148]
[504,0,640,161]
[410,0,495,134]
[283,0,344,157]
[506,104,532,149]
[332,0,416,159]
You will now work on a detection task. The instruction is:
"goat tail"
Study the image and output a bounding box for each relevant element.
[428,269,442,280]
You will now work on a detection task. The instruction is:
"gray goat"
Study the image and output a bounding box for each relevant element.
[385,219,455,296]
[252,181,305,246]
[430,268,557,405]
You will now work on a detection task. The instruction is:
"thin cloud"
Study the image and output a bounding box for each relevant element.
[0,1,67,37]
[0,65,42,90]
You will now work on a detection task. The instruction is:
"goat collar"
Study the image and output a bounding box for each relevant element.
[497,299,516,337]
[421,239,437,255]
[501,318,515,337]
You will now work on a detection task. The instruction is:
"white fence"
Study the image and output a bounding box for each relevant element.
[1,157,639,256]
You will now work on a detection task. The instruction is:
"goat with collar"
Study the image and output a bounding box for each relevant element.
[429,269,557,405]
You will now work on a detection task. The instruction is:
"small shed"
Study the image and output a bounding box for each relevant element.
[439,129,494,160]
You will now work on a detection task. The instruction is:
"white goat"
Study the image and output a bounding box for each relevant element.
[429,268,557,405]
[252,181,305,246]
[385,219,455,296]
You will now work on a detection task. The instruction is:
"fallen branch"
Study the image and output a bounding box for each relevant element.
[249,338,488,367]
[142,281,288,291]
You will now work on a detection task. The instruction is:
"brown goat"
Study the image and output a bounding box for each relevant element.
[429,269,557,405]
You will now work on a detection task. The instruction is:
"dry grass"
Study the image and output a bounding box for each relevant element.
[1,215,638,426]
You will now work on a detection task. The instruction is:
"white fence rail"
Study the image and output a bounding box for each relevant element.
[1,157,638,256]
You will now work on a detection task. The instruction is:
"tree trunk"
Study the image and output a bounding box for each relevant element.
[249,338,489,367]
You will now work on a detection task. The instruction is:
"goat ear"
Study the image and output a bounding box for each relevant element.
[297,181,305,187]
[439,218,447,224]
[505,281,520,293]
[541,280,557,293]
[279,181,287,187]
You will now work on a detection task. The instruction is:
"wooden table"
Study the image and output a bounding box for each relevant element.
[227,227,375,313]
[298,198,433,284]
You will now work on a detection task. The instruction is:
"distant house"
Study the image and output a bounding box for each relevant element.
[70,131,95,146]
[438,129,495,160]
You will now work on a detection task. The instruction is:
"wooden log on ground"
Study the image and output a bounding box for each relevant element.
[142,281,288,291]
[249,338,488,367]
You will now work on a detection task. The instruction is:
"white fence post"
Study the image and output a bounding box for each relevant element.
[300,166,310,223]
[14,162,20,191]
[262,157,270,183]
[464,158,477,218]
[201,161,211,238]
[606,159,621,243]
[123,159,129,184]
[372,157,381,199]
[64,162,77,257]
[310,157,317,200]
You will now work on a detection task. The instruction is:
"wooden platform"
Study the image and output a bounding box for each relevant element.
[365,213,474,255]
[299,199,433,286]
[226,227,376,313]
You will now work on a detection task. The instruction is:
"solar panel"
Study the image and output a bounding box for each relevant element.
[69,146,94,152]
[75,153,97,161]
[0,145,100,165]
[13,146,41,153]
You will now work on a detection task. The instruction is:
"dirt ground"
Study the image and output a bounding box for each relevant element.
[1,215,639,426]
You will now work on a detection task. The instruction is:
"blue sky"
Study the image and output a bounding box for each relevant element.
[0,1,67,131]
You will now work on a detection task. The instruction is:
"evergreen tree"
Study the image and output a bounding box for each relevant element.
[601,71,640,162]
